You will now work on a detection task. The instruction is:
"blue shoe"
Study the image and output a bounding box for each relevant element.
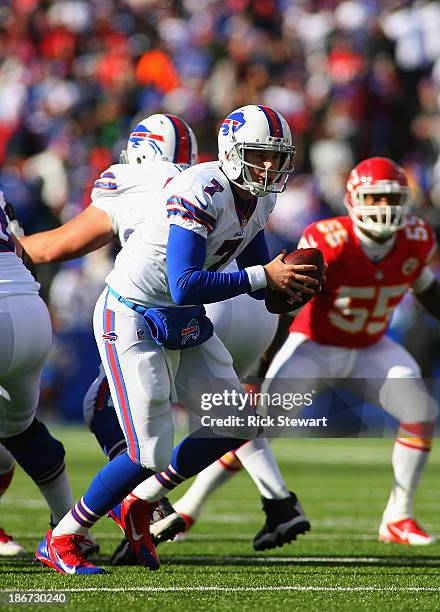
[35,530,105,575]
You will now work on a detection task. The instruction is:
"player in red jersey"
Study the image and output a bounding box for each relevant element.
[264,157,439,545]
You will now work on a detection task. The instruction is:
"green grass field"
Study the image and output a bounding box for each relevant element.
[1,427,440,611]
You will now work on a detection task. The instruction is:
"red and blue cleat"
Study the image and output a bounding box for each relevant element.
[108,493,160,570]
[35,530,105,575]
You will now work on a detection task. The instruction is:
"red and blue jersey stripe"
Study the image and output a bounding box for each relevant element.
[167,196,216,234]
[94,171,117,191]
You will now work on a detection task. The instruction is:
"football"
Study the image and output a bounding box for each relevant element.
[265,247,325,314]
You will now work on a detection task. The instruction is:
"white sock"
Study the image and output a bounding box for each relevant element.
[132,462,187,502]
[36,469,75,525]
[52,513,88,537]
[382,436,431,523]
[132,476,167,502]
[236,438,290,500]
[173,452,241,520]
[52,497,99,537]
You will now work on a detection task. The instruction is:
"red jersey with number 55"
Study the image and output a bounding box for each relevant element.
[291,216,436,348]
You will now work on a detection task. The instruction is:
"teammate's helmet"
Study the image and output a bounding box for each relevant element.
[345,157,410,237]
[121,114,198,167]
[218,105,295,196]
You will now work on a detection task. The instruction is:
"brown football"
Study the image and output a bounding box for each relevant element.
[265,247,325,314]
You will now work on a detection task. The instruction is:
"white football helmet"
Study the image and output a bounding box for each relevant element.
[218,105,295,196]
[120,114,198,167]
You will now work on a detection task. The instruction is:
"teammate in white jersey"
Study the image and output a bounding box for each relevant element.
[0,196,97,557]
[36,104,320,574]
[22,113,198,263]
[22,112,199,460]
[23,113,201,554]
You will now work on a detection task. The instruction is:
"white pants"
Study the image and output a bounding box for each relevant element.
[0,294,52,437]
[94,289,257,471]
[83,293,277,428]
[205,294,277,379]
[264,333,438,424]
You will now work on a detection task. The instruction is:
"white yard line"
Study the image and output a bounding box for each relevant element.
[6,554,440,565]
[161,555,440,565]
[8,532,378,541]
[2,586,440,593]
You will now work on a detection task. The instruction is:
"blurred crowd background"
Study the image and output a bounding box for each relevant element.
[1,0,440,419]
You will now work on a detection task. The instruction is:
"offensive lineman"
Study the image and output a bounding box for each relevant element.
[0,196,96,557]
[35,104,320,574]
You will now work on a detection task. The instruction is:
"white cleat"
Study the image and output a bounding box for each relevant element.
[150,498,188,545]
[379,518,437,545]
[0,528,26,556]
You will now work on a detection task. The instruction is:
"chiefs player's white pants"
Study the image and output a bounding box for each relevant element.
[264,333,438,424]
[205,294,277,379]
[0,294,52,438]
[93,289,257,471]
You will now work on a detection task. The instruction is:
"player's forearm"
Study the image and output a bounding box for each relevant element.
[20,230,69,263]
[20,206,115,264]
[414,279,440,321]
[167,225,266,305]
[20,224,113,263]
[171,267,252,305]
[20,230,93,263]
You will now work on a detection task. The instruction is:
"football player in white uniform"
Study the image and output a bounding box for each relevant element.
[22,113,198,263]
[23,111,303,564]
[23,112,200,555]
[35,104,320,574]
[22,113,199,463]
[0,197,96,557]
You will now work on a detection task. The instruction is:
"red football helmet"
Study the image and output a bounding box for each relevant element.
[345,157,410,237]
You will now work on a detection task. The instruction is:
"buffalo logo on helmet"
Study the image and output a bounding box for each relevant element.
[221,111,246,136]
[129,123,165,154]
[181,319,200,345]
